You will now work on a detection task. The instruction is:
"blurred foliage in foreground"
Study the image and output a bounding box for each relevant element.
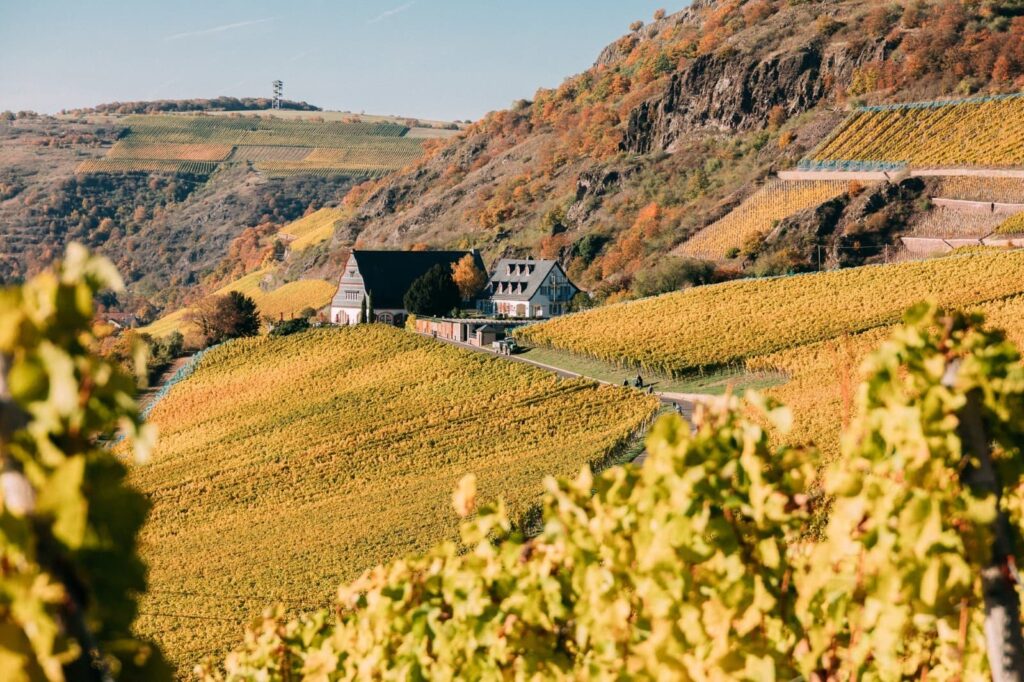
[0,245,169,681]
[200,302,1024,680]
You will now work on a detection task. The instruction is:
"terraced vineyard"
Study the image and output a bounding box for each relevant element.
[678,179,852,260]
[127,325,658,668]
[805,94,1024,169]
[279,206,348,251]
[995,212,1024,235]
[908,206,1008,237]
[140,267,335,339]
[517,249,1024,376]
[75,159,219,174]
[78,114,431,177]
[932,176,1024,204]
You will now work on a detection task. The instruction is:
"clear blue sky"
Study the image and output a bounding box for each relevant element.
[0,1,677,121]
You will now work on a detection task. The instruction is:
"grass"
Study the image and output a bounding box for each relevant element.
[519,346,785,395]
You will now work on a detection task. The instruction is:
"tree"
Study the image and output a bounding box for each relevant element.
[359,296,367,324]
[366,290,375,323]
[188,291,260,346]
[451,254,487,301]
[201,304,1024,679]
[403,264,461,316]
[0,244,170,680]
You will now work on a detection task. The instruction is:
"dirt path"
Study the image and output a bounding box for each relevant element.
[138,355,192,415]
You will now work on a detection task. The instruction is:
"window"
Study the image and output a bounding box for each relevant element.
[506,264,514,276]
[344,290,361,302]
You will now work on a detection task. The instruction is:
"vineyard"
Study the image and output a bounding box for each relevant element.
[908,205,1008,237]
[805,94,1024,169]
[139,266,335,339]
[279,206,349,251]
[678,179,851,260]
[750,291,1024,456]
[78,114,429,177]
[74,159,219,174]
[516,249,1024,376]
[931,176,1024,203]
[127,325,658,667]
[995,211,1024,234]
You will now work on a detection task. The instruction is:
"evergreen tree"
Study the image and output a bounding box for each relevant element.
[359,296,367,324]
[404,264,461,316]
[367,290,375,323]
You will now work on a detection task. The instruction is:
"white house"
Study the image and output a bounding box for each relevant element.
[329,249,485,325]
[480,258,579,319]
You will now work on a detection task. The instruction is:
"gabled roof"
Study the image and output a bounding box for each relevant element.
[337,249,485,309]
[487,259,567,301]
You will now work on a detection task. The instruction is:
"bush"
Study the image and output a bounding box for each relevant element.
[269,317,310,337]
[403,264,461,316]
[632,256,715,297]
[200,304,1024,680]
[189,291,260,346]
[751,247,804,277]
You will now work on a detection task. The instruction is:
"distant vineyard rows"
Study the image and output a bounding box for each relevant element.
[77,114,428,177]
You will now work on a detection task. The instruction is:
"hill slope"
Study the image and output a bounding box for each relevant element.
[294,0,1024,298]
[127,325,657,669]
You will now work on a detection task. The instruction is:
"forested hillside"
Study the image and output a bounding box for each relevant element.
[302,0,1024,300]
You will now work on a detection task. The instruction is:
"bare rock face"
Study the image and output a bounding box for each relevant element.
[622,40,885,154]
[566,166,638,227]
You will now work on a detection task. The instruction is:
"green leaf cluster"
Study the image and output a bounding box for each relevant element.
[0,244,168,681]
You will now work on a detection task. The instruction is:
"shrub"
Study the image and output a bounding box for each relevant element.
[189,291,260,346]
[632,256,715,296]
[269,317,310,337]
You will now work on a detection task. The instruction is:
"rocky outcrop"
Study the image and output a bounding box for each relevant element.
[622,40,886,154]
[764,178,930,269]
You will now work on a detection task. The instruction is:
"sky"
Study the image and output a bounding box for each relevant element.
[0,1,675,122]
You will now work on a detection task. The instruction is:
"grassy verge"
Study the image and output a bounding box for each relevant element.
[519,346,786,395]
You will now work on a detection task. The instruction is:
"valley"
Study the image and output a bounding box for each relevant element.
[9,0,1024,678]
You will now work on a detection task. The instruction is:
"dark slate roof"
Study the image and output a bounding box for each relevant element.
[352,250,486,309]
[487,259,559,301]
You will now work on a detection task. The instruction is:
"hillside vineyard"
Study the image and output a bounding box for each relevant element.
[678,179,854,259]
[79,114,427,177]
[806,94,1024,169]
[516,250,1024,375]
[126,325,658,666]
